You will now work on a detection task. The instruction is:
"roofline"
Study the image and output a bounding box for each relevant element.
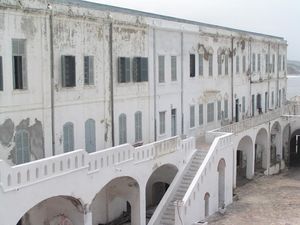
[53,0,285,41]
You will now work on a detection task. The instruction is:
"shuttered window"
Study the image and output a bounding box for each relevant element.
[119,114,127,144]
[12,39,27,90]
[242,96,246,113]
[199,104,203,125]
[159,111,166,134]
[15,130,30,165]
[272,54,275,73]
[265,54,269,73]
[190,105,195,128]
[85,119,96,153]
[171,56,177,81]
[118,57,130,83]
[135,111,142,142]
[158,55,165,83]
[190,54,195,77]
[84,56,94,85]
[209,54,213,76]
[133,57,148,82]
[224,100,228,118]
[199,54,204,76]
[0,56,3,91]
[62,56,76,87]
[217,101,221,120]
[225,55,229,75]
[218,54,222,75]
[252,54,256,72]
[257,54,261,72]
[242,55,246,73]
[63,122,74,153]
[207,103,214,123]
[236,56,240,74]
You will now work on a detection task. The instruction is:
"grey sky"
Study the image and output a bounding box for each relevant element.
[87,0,299,61]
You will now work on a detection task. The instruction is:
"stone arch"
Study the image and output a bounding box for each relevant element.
[204,192,210,217]
[270,121,282,165]
[217,159,226,207]
[16,196,84,225]
[91,176,140,225]
[255,128,268,172]
[145,163,178,217]
[236,135,254,184]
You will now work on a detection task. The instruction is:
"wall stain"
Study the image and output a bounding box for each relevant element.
[0,119,14,147]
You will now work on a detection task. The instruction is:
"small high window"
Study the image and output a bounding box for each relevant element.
[190,54,195,77]
[61,55,76,87]
[158,56,165,83]
[84,56,94,85]
[199,54,204,76]
[133,57,148,82]
[63,122,74,153]
[12,39,27,90]
[207,103,214,123]
[118,57,130,83]
[171,56,177,81]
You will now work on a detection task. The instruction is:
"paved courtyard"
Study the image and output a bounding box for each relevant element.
[207,168,300,225]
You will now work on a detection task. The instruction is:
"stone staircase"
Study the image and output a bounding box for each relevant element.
[159,150,207,225]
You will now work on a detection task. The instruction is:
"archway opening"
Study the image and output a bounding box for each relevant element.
[145,164,178,221]
[290,129,300,167]
[16,196,83,225]
[204,192,210,218]
[270,122,282,165]
[236,136,253,186]
[91,176,140,225]
[218,159,226,208]
[255,128,268,173]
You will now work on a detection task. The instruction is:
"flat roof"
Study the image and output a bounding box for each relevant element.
[54,0,285,41]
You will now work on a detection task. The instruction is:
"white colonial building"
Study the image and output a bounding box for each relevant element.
[0,0,299,225]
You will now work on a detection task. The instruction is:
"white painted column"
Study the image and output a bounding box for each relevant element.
[139,185,146,225]
[84,211,93,225]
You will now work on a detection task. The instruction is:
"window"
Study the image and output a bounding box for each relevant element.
[15,130,30,164]
[133,57,148,82]
[119,114,127,144]
[199,54,204,76]
[118,57,130,83]
[225,55,229,75]
[224,100,228,119]
[190,54,195,77]
[242,55,246,73]
[85,119,96,153]
[62,55,76,87]
[278,55,282,71]
[158,55,165,83]
[12,39,27,90]
[217,101,221,120]
[159,111,166,134]
[252,53,256,72]
[272,91,274,107]
[283,55,286,71]
[257,54,261,72]
[218,54,222,75]
[63,122,74,153]
[171,56,177,81]
[199,104,203,125]
[84,56,94,85]
[190,105,195,128]
[209,54,213,76]
[272,54,275,73]
[207,103,214,123]
[236,56,240,74]
[242,96,245,113]
[282,88,286,104]
[171,109,177,136]
[135,111,142,142]
[265,54,269,73]
[0,56,3,91]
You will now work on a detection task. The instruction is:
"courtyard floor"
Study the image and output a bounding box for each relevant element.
[207,168,300,225]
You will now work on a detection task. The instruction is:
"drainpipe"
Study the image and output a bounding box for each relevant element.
[267,42,270,110]
[181,32,184,135]
[231,36,234,122]
[249,39,252,117]
[153,28,157,141]
[109,22,115,146]
[277,43,280,108]
[49,9,55,156]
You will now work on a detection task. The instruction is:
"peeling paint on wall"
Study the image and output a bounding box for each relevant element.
[0,119,14,147]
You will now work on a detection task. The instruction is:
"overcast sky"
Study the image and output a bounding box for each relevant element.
[87,0,300,61]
